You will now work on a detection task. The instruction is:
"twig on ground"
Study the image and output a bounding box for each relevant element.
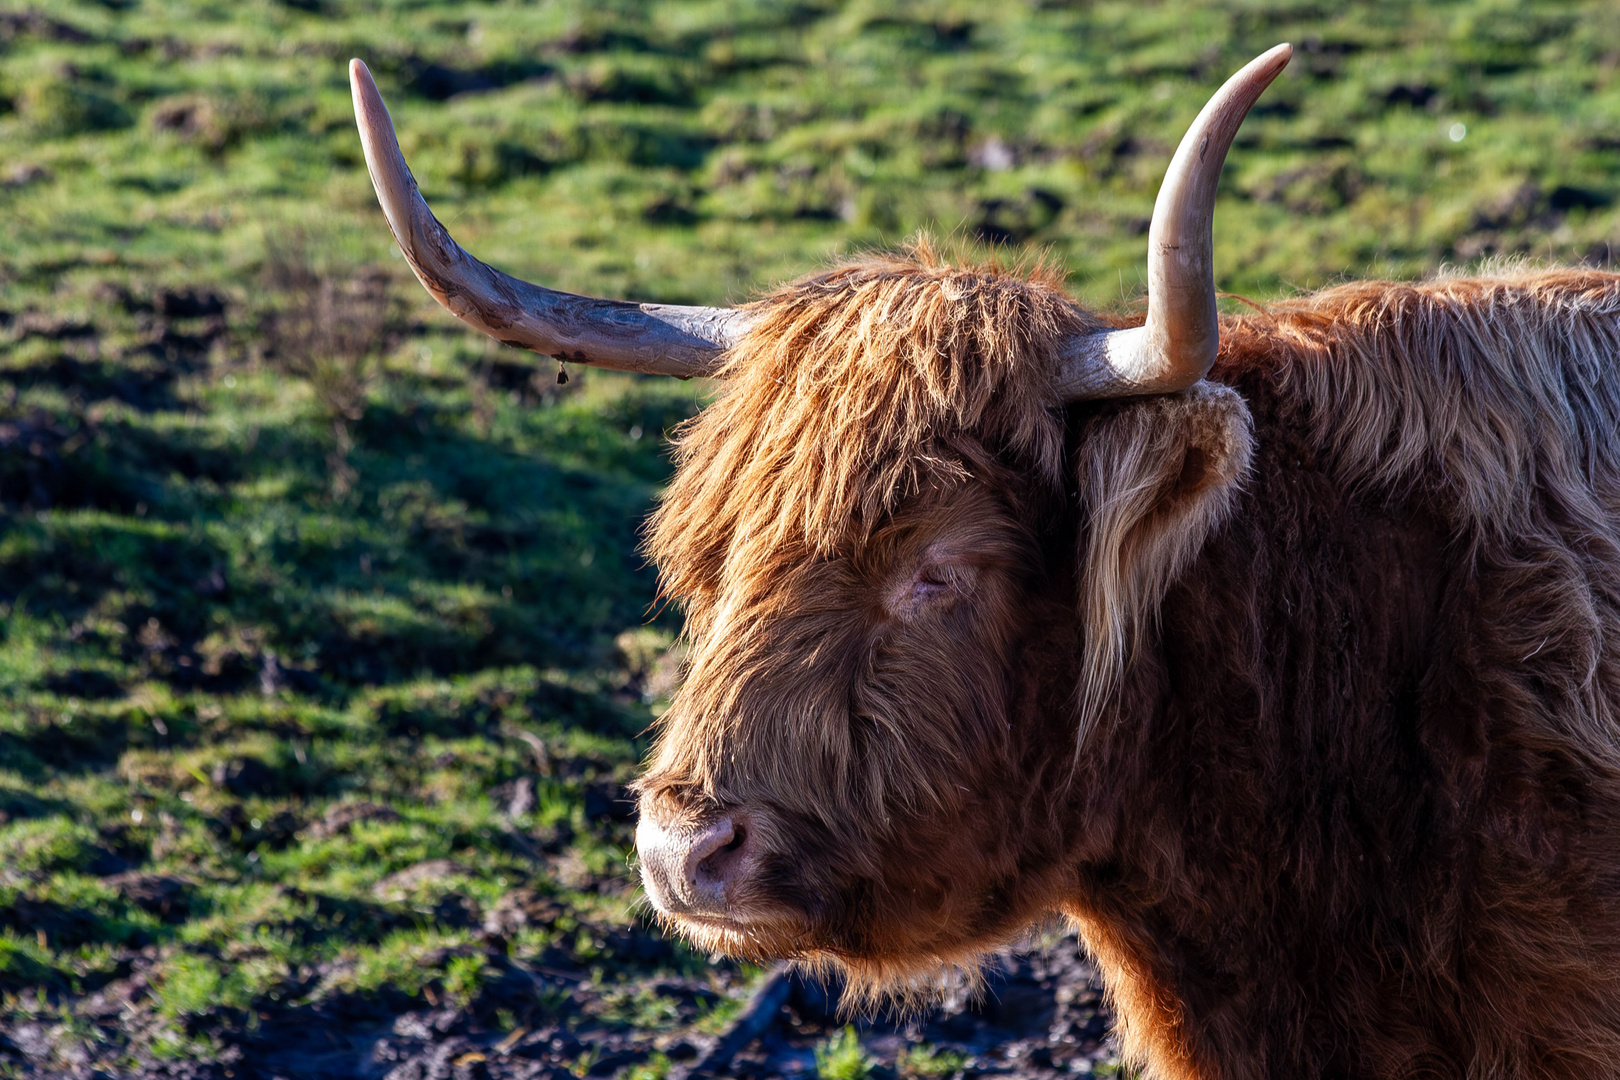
[501,724,553,776]
[682,963,793,1078]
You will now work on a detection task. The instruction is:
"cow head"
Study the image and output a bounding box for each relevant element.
[631,257,1254,992]
[348,45,1285,992]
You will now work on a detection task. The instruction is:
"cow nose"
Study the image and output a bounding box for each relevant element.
[636,812,755,916]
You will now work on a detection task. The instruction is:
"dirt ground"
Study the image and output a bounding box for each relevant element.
[0,929,1118,1080]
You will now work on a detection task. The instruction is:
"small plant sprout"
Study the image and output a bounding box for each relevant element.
[442,954,487,1009]
[897,1043,969,1078]
[815,1026,876,1080]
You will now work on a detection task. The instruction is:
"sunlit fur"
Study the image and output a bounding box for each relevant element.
[637,247,1620,1079]
[640,241,1088,997]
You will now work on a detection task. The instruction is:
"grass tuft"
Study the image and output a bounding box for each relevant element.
[817,1026,876,1080]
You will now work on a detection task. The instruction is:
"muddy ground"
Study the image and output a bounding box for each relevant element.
[1,930,1118,1080]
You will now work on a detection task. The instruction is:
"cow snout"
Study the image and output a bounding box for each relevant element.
[636,813,757,917]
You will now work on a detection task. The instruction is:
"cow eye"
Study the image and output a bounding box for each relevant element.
[886,553,973,618]
[911,565,955,599]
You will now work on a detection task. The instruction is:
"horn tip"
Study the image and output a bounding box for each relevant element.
[349,59,392,143]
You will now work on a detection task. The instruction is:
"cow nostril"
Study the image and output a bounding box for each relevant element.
[693,818,752,894]
[637,811,760,916]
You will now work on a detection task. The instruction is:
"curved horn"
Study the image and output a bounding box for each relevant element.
[348,59,747,378]
[1056,43,1292,399]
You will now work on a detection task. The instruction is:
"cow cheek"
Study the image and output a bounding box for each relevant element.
[855,791,1024,933]
[818,828,1030,966]
[863,626,1083,951]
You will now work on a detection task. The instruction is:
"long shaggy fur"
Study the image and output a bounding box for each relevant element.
[638,249,1620,1080]
[648,239,1082,608]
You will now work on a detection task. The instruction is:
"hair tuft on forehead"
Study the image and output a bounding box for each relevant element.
[647,237,1092,609]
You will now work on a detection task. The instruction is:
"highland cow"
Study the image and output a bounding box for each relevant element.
[350,46,1620,1080]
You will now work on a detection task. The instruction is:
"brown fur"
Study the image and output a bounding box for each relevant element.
[636,246,1620,1078]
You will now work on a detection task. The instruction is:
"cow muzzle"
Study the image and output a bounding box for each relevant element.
[636,810,760,919]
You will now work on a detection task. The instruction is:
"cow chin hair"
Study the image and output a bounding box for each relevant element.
[642,895,1014,1016]
[793,944,1002,1021]
[798,907,1082,1017]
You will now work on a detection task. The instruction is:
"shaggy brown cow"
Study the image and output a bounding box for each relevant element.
[350,47,1620,1080]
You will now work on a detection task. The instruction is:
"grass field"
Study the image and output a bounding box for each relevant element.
[5,0,1620,1075]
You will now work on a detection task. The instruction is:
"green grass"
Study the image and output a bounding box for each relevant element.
[817,1025,876,1080]
[4,0,1620,1068]
[897,1042,970,1077]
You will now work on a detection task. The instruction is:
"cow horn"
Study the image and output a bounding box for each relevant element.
[1055,44,1292,399]
[348,59,747,378]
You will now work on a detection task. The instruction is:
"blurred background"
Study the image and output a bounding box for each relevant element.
[3,0,1620,1076]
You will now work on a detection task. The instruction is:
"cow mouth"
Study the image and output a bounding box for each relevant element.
[656,905,811,959]
[645,888,803,931]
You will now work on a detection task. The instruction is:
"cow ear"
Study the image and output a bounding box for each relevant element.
[1071,382,1253,737]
